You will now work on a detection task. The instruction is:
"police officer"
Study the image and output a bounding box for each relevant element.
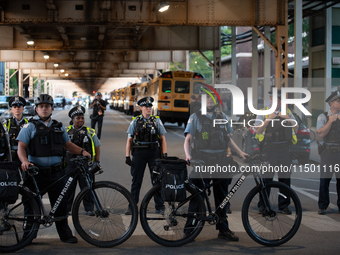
[90,92,106,139]
[17,94,91,244]
[316,90,340,215]
[184,89,247,241]
[66,106,101,215]
[125,97,167,215]
[254,88,299,214]
[3,96,30,162]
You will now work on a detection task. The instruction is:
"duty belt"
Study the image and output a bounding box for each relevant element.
[133,143,158,150]
[36,162,63,174]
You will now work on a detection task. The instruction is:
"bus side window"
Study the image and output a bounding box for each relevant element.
[162,80,171,93]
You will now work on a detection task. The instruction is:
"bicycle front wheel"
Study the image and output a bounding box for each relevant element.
[140,183,206,247]
[0,187,40,253]
[242,181,302,246]
[72,181,138,247]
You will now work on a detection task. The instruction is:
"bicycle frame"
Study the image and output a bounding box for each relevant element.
[176,163,269,222]
[6,160,102,225]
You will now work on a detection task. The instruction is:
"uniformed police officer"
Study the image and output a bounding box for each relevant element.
[254,88,299,214]
[66,106,101,215]
[184,89,247,241]
[3,96,30,162]
[316,90,340,215]
[17,94,91,244]
[125,96,167,215]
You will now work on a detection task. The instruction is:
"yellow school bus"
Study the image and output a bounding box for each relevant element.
[148,71,204,126]
[124,83,138,115]
[109,90,117,109]
[113,88,120,110]
[118,88,125,112]
[133,81,148,116]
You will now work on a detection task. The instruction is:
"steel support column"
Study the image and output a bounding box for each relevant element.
[231,27,237,86]
[18,69,23,96]
[4,63,9,95]
[252,29,258,108]
[29,75,33,98]
[264,26,271,105]
[275,25,289,88]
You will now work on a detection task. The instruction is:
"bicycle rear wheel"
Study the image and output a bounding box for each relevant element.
[242,181,302,246]
[72,181,138,247]
[140,183,206,247]
[0,187,40,253]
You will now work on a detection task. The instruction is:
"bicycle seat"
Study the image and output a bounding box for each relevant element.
[190,159,205,166]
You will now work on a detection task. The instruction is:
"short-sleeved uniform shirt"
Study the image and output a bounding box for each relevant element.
[4,116,30,150]
[17,118,70,167]
[184,111,233,153]
[316,109,340,145]
[127,115,166,144]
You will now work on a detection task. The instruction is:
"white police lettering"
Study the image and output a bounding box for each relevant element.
[0,182,17,186]
[219,175,246,209]
[201,85,312,116]
[50,177,73,214]
[165,184,185,190]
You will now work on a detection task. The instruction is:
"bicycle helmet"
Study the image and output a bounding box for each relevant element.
[36,94,54,106]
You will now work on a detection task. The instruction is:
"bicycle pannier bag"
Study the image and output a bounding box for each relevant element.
[0,162,21,204]
[155,157,188,202]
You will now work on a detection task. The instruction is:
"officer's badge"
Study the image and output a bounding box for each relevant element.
[79,130,86,134]
[15,96,19,101]
[202,132,209,139]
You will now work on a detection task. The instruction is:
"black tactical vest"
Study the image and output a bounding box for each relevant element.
[133,116,158,144]
[67,126,94,156]
[28,119,64,157]
[264,116,292,143]
[323,112,340,144]
[194,113,230,151]
[7,118,28,146]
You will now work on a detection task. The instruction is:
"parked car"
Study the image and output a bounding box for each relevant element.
[230,112,260,155]
[54,97,64,108]
[0,96,12,103]
[290,112,311,164]
[230,111,311,164]
[23,100,36,116]
[0,102,10,116]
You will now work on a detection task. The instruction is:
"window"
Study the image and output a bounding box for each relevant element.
[193,82,202,94]
[174,100,189,108]
[175,81,190,93]
[131,89,135,96]
[162,80,171,93]
[75,5,84,10]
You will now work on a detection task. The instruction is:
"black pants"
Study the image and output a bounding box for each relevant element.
[130,148,163,209]
[65,160,94,212]
[261,143,291,209]
[319,149,340,210]
[91,115,103,139]
[185,155,237,233]
[24,169,73,240]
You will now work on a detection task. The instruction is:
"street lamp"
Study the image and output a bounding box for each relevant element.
[158,2,169,12]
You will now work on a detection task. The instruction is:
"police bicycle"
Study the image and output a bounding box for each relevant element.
[0,156,138,252]
[140,154,302,247]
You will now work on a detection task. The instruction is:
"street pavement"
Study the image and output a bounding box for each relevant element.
[10,107,340,255]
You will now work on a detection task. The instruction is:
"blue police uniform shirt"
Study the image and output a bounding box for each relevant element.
[68,125,101,148]
[127,115,167,143]
[184,111,232,153]
[316,109,340,144]
[17,118,70,167]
